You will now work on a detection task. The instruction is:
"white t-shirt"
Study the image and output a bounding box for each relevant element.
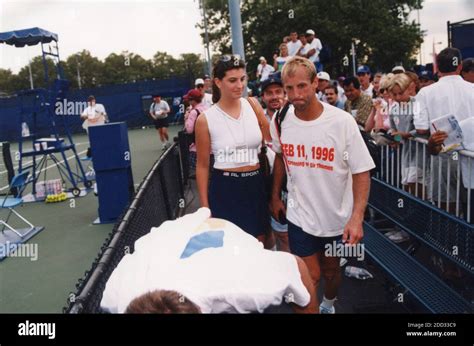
[287,40,302,57]
[270,103,375,237]
[100,208,309,313]
[150,100,170,119]
[337,85,347,104]
[81,103,107,130]
[361,84,374,98]
[459,117,474,189]
[257,64,275,82]
[306,38,323,63]
[414,75,474,131]
[202,93,213,109]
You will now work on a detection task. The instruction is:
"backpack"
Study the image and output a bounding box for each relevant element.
[188,108,201,144]
[275,102,380,176]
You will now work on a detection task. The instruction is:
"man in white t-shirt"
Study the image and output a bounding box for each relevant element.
[286,31,302,57]
[303,30,323,72]
[257,57,275,82]
[81,95,108,157]
[81,95,108,130]
[270,56,375,314]
[149,94,171,149]
[101,208,316,314]
[296,33,310,58]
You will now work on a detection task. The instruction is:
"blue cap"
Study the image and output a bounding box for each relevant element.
[261,72,283,92]
[419,70,434,80]
[356,65,371,74]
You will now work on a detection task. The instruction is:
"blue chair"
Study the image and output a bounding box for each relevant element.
[0,171,35,238]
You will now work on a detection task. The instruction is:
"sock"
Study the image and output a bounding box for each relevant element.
[321,296,336,309]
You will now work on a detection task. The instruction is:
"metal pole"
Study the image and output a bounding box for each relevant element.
[201,0,212,76]
[228,0,245,60]
[351,41,356,75]
[228,0,246,96]
[417,0,422,64]
[76,60,82,89]
[27,60,34,90]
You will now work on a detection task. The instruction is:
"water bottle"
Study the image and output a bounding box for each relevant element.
[344,266,373,280]
[21,122,30,137]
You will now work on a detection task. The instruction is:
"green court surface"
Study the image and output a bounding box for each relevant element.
[0,125,181,313]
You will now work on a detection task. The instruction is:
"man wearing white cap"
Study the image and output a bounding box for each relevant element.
[316,71,330,102]
[392,66,405,74]
[257,56,275,82]
[304,29,323,72]
[195,78,213,108]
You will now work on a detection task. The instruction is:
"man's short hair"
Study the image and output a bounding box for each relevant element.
[342,76,360,89]
[324,85,338,94]
[462,58,474,73]
[437,47,462,73]
[281,56,317,83]
[125,290,201,314]
[87,95,95,102]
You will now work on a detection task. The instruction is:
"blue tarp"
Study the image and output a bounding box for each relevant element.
[0,27,58,47]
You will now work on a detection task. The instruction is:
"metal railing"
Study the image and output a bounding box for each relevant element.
[377,137,474,223]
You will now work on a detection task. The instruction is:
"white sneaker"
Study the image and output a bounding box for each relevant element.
[319,304,335,314]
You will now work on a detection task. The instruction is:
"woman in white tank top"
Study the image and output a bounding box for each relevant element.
[194,55,271,241]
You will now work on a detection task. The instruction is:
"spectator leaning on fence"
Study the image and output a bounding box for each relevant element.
[269,56,375,314]
[414,47,474,212]
[365,73,394,134]
[343,76,374,129]
[388,73,424,196]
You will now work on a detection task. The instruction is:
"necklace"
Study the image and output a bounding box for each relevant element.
[216,103,246,147]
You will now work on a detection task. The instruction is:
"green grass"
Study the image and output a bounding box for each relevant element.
[0,125,181,313]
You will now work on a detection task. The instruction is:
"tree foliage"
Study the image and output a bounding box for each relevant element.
[200,0,424,77]
[0,50,204,94]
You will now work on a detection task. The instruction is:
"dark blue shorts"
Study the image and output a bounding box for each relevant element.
[209,169,268,237]
[154,117,169,128]
[288,221,342,257]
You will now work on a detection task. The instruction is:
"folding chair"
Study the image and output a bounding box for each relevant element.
[0,171,35,238]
